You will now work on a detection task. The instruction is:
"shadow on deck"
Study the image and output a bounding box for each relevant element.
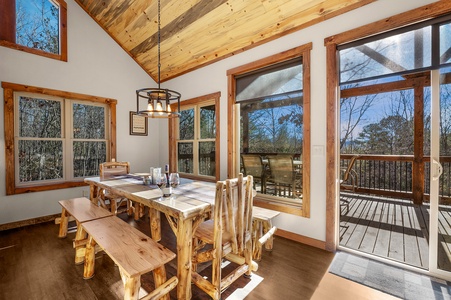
[339,192,451,271]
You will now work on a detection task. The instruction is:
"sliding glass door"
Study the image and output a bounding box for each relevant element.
[429,66,451,278]
[337,17,451,280]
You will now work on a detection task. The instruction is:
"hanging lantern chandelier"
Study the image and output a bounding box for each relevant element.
[136,0,181,118]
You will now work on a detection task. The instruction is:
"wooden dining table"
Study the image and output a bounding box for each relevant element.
[84,174,216,300]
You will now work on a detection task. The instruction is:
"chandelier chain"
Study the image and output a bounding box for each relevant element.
[158,0,161,87]
[135,0,181,119]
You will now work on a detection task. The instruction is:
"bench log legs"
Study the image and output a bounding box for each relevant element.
[74,223,88,264]
[58,205,89,265]
[152,266,170,300]
[83,236,97,279]
[58,208,69,238]
[122,272,140,300]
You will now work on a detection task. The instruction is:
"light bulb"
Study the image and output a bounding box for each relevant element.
[156,101,163,115]
[147,102,154,116]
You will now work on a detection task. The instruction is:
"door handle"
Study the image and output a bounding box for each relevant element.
[432,159,443,181]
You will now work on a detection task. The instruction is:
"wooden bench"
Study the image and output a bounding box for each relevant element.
[58,197,113,264]
[252,206,280,261]
[82,216,178,300]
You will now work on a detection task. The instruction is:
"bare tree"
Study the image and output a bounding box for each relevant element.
[340,90,377,151]
[16,0,59,54]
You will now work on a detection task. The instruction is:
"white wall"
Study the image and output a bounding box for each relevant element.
[0,0,164,225]
[164,0,439,241]
[0,0,439,239]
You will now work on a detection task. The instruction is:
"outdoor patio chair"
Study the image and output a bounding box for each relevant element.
[340,155,359,192]
[241,154,268,193]
[266,155,302,198]
[340,155,360,213]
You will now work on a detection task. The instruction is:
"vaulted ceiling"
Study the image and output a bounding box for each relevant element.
[75,0,374,82]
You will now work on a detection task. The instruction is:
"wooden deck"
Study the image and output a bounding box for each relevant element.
[339,192,451,271]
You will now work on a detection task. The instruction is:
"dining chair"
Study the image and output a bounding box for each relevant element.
[241,154,268,193]
[191,173,258,300]
[99,161,135,216]
[266,155,301,198]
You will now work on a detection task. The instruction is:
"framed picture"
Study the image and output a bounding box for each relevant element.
[129,111,148,136]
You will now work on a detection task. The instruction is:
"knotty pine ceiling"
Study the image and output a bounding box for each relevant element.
[75,0,375,82]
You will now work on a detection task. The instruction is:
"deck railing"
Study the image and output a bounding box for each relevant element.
[340,154,451,204]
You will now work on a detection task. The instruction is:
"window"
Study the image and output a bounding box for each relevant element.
[0,0,67,61]
[169,92,220,181]
[227,44,312,217]
[3,82,117,195]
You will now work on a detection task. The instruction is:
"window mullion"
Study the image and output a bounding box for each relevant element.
[194,106,200,175]
[64,99,71,181]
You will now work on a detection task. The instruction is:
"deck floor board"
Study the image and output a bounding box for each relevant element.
[339,193,451,270]
[373,201,391,257]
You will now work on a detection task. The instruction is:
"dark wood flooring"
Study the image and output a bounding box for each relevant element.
[0,211,334,300]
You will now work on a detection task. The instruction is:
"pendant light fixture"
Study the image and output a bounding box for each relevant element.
[136,0,181,118]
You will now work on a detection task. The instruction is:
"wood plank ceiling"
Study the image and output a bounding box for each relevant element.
[75,0,375,82]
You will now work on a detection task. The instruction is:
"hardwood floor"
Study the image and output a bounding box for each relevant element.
[0,211,398,300]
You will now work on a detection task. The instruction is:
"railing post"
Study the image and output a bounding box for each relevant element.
[413,80,425,205]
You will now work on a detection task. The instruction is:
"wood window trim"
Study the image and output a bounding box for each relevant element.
[0,0,68,62]
[227,43,312,218]
[2,81,117,195]
[169,92,221,182]
[324,1,451,252]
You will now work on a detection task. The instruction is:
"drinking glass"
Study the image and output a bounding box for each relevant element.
[169,173,180,188]
[156,175,167,189]
[158,175,167,189]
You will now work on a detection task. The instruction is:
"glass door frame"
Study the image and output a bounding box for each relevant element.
[429,69,451,280]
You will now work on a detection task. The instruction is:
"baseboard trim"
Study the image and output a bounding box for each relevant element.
[276,228,327,250]
[0,214,60,231]
[2,214,328,253]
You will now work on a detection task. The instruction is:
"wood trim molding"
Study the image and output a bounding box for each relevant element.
[227,43,313,76]
[325,43,338,252]
[0,214,61,231]
[4,86,15,196]
[276,228,326,250]
[110,101,117,160]
[302,47,311,218]
[0,0,68,62]
[323,1,451,252]
[227,74,236,179]
[253,198,303,217]
[324,1,451,46]
[1,82,117,105]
